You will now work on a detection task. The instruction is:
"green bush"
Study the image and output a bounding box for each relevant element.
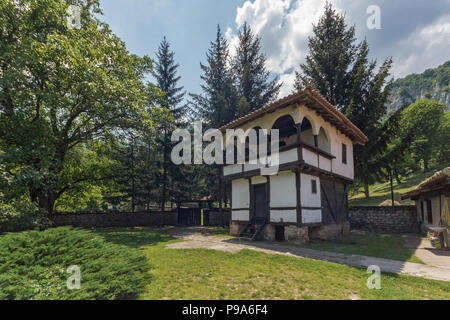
[0,227,151,300]
[0,201,52,232]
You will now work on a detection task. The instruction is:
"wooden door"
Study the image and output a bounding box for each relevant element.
[252,184,267,220]
[426,200,433,224]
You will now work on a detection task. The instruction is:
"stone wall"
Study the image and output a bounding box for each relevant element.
[205,210,231,226]
[51,211,178,228]
[349,206,418,233]
[51,210,230,228]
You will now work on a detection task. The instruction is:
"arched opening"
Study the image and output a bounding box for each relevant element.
[300,117,314,146]
[225,131,246,164]
[245,126,261,161]
[317,127,331,153]
[271,115,297,148]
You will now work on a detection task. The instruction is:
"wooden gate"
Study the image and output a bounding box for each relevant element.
[178,207,202,225]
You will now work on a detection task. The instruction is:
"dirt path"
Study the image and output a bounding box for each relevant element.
[167,227,450,282]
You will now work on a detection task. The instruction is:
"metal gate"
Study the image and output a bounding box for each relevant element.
[177,207,202,225]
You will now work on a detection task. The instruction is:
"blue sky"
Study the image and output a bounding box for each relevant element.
[99,0,450,98]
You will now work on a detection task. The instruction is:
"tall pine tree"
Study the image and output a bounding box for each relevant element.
[154,37,185,210]
[294,2,356,110]
[189,26,238,209]
[295,2,397,198]
[232,22,281,115]
[190,25,237,128]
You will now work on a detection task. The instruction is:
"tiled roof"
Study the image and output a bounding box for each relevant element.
[218,87,368,145]
[401,167,450,199]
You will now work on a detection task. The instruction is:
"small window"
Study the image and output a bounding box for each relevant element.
[311,180,317,194]
[420,201,424,221]
[342,143,347,164]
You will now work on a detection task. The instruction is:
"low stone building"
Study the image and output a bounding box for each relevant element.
[401,167,450,232]
[221,87,368,243]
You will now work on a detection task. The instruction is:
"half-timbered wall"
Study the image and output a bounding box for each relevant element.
[414,194,446,225]
[300,173,322,224]
[270,171,297,223]
[231,179,250,221]
[320,178,348,225]
[222,103,355,181]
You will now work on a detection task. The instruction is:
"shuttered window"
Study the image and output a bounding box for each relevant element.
[311,179,317,194]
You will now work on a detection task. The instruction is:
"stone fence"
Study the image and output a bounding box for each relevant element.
[349,206,418,233]
[204,210,231,226]
[51,209,230,228]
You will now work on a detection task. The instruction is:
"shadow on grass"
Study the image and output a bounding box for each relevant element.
[299,232,424,263]
[92,227,174,248]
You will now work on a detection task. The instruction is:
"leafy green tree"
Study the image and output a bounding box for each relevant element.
[294,2,356,110]
[232,22,281,115]
[0,0,158,213]
[399,99,447,170]
[435,111,450,163]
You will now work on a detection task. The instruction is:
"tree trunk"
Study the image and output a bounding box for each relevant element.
[131,137,135,213]
[38,193,57,215]
[364,180,370,199]
[423,156,429,171]
[161,130,168,211]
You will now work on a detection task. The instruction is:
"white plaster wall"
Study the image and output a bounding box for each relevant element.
[318,156,331,171]
[300,173,321,208]
[270,210,297,223]
[222,103,356,181]
[232,179,250,209]
[232,210,250,221]
[298,104,354,180]
[251,176,267,184]
[223,164,242,176]
[268,148,298,165]
[302,209,322,224]
[223,105,301,146]
[301,128,315,145]
[270,171,297,207]
[330,131,354,179]
[416,196,443,225]
[303,148,318,167]
[415,200,422,222]
[432,196,441,225]
[244,160,266,172]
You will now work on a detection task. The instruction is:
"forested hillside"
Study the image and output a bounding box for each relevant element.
[388,61,450,112]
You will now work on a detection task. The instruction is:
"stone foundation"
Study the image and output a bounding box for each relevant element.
[230,221,349,242]
[260,224,276,241]
[230,221,246,236]
[309,222,349,240]
[284,225,309,243]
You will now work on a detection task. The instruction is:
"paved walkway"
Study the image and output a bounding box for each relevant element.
[402,234,450,269]
[167,227,450,282]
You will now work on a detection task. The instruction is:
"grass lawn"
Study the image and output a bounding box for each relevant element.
[200,226,233,238]
[298,232,423,264]
[349,163,448,206]
[93,227,450,300]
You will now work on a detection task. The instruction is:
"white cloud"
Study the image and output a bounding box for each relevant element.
[228,0,450,98]
[229,0,331,96]
[392,15,450,78]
